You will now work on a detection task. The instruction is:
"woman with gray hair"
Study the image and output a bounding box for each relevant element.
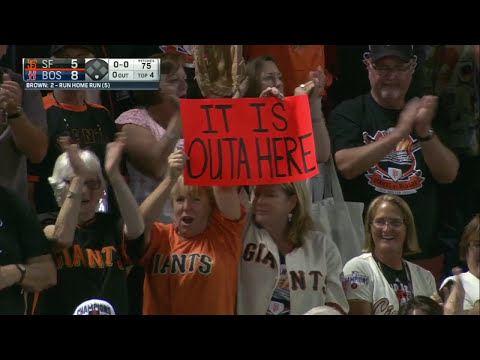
[343,194,439,315]
[237,180,348,315]
[32,133,145,315]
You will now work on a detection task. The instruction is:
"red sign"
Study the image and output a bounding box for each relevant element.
[180,95,319,186]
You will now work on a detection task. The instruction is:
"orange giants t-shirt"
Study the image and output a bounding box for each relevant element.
[140,207,246,315]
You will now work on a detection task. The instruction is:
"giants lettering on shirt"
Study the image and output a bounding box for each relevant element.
[55,244,126,270]
[149,253,213,275]
[242,242,325,291]
[67,127,110,148]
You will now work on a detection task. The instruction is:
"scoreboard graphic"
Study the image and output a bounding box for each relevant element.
[23,58,160,90]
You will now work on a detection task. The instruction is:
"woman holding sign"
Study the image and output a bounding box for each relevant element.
[236,179,349,315]
[243,55,331,166]
[125,150,247,315]
[242,55,332,205]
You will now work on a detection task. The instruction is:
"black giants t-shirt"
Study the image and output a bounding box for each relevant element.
[34,212,134,315]
[329,93,440,259]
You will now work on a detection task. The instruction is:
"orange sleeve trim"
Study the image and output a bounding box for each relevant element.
[85,100,110,112]
[43,93,56,110]
[28,175,40,183]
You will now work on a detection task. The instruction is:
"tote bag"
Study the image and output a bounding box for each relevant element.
[309,158,365,266]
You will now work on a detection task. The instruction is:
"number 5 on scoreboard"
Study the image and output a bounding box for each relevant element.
[71,59,78,68]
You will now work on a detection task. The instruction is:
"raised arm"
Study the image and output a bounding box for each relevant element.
[139,150,186,248]
[105,132,144,240]
[1,74,48,163]
[442,275,466,315]
[294,66,331,164]
[213,186,242,221]
[43,139,89,252]
[120,98,183,180]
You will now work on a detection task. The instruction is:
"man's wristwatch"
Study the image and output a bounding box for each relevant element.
[7,105,24,120]
[417,129,435,142]
[15,264,26,284]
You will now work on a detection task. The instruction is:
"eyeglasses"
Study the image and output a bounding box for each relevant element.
[371,62,413,76]
[469,242,480,250]
[63,178,102,190]
[372,219,404,229]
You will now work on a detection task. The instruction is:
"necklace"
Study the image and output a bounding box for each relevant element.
[51,92,102,134]
[374,255,414,303]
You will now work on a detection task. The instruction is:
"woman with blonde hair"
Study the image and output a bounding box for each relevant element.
[237,180,348,315]
[125,150,246,315]
[343,194,439,315]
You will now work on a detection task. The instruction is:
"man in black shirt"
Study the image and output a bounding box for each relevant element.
[329,45,459,284]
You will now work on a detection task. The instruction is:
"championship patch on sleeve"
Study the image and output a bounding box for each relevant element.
[345,271,369,289]
[340,272,350,294]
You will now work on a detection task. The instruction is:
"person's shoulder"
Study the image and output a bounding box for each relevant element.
[85,101,112,120]
[85,100,109,111]
[440,273,456,285]
[344,252,372,268]
[152,221,174,234]
[462,271,477,282]
[115,108,145,119]
[307,230,337,248]
[115,108,150,125]
[330,93,368,115]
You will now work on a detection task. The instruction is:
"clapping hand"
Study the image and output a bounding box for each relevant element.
[295,66,327,119]
[105,132,127,179]
[294,66,327,99]
[396,97,420,139]
[0,74,22,116]
[58,136,89,178]
[414,95,438,138]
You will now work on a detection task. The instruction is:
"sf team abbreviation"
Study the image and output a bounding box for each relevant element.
[23,58,161,90]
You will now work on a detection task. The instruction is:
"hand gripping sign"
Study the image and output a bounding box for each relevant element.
[180,95,319,186]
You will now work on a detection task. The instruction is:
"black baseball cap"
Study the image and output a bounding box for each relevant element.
[50,45,97,56]
[368,45,414,63]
